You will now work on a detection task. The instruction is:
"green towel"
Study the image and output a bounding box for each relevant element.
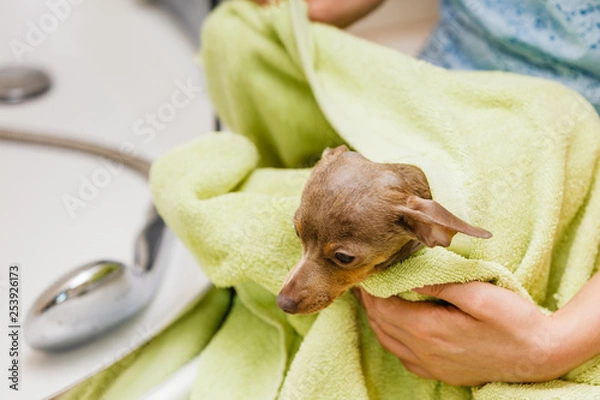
[151,0,600,398]
[57,287,231,400]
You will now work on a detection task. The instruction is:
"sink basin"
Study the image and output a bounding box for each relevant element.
[0,0,214,398]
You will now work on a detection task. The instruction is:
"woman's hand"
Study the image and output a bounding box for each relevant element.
[253,0,386,28]
[354,282,577,386]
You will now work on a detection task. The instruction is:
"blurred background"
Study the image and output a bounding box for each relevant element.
[0,0,438,398]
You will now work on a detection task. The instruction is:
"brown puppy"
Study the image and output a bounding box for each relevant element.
[277,145,492,314]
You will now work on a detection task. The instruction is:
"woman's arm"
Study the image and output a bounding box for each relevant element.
[355,272,600,386]
[254,0,386,28]
[550,271,600,375]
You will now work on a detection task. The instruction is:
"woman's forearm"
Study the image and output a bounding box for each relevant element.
[550,272,600,377]
[254,0,386,28]
[307,0,386,28]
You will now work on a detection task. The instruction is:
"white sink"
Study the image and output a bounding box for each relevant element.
[0,1,214,398]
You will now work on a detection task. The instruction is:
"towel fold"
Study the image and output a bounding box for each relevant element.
[149,0,600,398]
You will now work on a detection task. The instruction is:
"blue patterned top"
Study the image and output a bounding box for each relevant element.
[419,0,600,112]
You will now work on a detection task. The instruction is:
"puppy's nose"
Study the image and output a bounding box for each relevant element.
[276,293,299,314]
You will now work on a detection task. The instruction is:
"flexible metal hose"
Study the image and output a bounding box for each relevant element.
[0,127,152,176]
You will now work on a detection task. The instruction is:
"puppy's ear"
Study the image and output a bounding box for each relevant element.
[321,145,349,159]
[396,196,492,248]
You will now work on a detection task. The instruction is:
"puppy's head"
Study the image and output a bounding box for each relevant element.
[277,145,492,314]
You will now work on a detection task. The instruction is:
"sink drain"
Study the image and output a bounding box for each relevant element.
[0,66,51,104]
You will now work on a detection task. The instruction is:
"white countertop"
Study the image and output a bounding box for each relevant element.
[0,0,214,398]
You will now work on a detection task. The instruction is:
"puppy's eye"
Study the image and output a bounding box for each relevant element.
[335,252,355,264]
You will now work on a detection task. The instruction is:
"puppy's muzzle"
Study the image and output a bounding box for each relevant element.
[277,260,309,314]
[276,293,299,314]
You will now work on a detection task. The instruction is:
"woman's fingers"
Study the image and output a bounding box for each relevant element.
[367,311,420,363]
[414,282,531,321]
[355,288,419,350]
[401,361,436,380]
[355,287,448,334]
[366,302,437,380]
